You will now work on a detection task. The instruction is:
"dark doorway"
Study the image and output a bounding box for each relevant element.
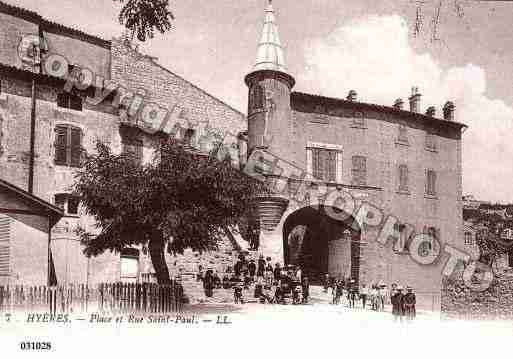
[282,205,361,285]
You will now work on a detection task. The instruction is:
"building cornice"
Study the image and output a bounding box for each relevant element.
[291,91,467,133]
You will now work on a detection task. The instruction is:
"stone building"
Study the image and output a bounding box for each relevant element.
[245,1,467,309]
[0,1,245,286]
[0,0,469,309]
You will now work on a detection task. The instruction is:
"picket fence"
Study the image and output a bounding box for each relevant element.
[0,282,183,315]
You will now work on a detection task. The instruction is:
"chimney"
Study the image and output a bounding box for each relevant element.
[443,101,455,121]
[425,106,436,117]
[393,98,404,110]
[408,87,421,113]
[346,90,357,102]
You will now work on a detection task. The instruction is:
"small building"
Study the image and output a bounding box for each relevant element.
[0,177,63,285]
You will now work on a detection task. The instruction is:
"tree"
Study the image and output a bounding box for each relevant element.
[74,140,266,284]
[464,208,512,272]
[115,0,174,42]
[475,227,510,273]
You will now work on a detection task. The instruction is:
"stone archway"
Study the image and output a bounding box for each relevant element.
[282,205,361,284]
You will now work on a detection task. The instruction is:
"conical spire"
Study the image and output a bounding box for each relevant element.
[253,0,287,73]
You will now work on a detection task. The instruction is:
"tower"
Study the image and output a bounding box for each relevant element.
[245,0,295,161]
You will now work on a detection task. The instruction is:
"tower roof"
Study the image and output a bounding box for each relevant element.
[253,0,288,73]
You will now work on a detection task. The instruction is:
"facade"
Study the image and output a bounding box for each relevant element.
[0,0,469,309]
[245,1,467,309]
[0,1,245,285]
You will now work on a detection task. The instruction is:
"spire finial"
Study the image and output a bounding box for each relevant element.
[252,0,288,73]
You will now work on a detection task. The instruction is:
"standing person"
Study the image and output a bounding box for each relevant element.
[335,280,344,305]
[332,280,339,304]
[403,286,416,320]
[370,285,377,310]
[391,286,405,323]
[301,277,310,304]
[203,270,215,298]
[265,262,274,286]
[378,284,387,311]
[360,283,369,309]
[257,255,266,277]
[348,279,357,308]
[274,263,282,284]
[323,273,330,293]
[233,278,244,304]
[248,259,257,279]
[254,275,264,299]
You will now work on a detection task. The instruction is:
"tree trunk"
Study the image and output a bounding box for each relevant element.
[148,230,171,284]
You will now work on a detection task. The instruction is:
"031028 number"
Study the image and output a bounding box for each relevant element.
[20,342,52,350]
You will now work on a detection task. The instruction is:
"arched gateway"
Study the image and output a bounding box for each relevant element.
[282,205,361,285]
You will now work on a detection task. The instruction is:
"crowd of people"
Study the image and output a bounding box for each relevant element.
[324,276,417,321]
[197,254,310,305]
[197,255,417,321]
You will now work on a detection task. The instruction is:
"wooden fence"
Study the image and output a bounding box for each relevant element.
[0,282,183,315]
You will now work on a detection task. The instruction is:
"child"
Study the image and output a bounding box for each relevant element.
[233,279,244,304]
[292,284,302,305]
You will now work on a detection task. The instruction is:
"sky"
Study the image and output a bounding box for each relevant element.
[5,0,513,202]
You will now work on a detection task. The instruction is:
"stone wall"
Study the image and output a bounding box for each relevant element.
[441,274,513,320]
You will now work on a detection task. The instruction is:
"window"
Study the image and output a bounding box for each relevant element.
[312,148,337,182]
[419,226,439,256]
[425,133,437,151]
[249,85,264,111]
[57,91,82,111]
[122,138,143,164]
[464,232,474,245]
[54,194,80,216]
[394,222,410,253]
[352,155,367,186]
[397,124,408,144]
[55,125,83,167]
[426,169,437,196]
[352,111,366,128]
[398,164,409,192]
[181,128,196,146]
[0,215,11,277]
[120,248,139,283]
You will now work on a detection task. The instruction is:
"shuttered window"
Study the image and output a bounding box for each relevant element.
[312,148,337,182]
[351,155,367,186]
[55,125,83,167]
[57,92,82,111]
[352,111,366,128]
[425,133,437,151]
[0,215,11,277]
[426,169,437,196]
[54,194,80,216]
[398,164,409,192]
[249,85,264,111]
[398,124,408,144]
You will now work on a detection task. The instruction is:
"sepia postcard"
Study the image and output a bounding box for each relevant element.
[0,0,512,357]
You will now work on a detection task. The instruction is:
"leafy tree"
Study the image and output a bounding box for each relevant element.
[464,208,513,271]
[115,0,174,42]
[74,140,266,284]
